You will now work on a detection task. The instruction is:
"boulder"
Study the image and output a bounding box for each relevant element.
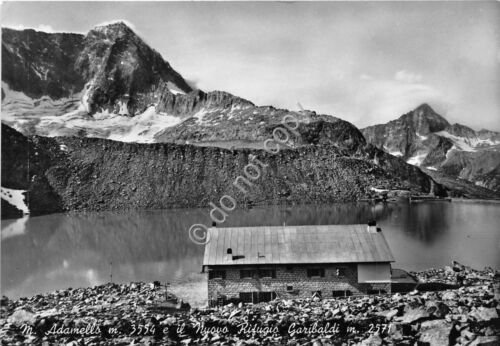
[396,307,430,324]
[469,307,498,322]
[419,319,452,346]
[387,322,405,341]
[441,291,458,301]
[376,309,398,321]
[425,301,450,318]
[7,309,36,325]
[469,336,500,346]
[356,334,383,346]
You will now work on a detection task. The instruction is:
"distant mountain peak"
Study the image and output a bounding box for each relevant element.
[93,21,135,32]
[95,20,131,29]
[414,103,434,112]
[88,21,139,41]
[402,103,449,133]
[362,103,500,194]
[412,103,441,118]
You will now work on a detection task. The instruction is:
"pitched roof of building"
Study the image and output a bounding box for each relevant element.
[203,224,395,266]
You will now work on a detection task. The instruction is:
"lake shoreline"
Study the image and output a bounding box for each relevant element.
[451,198,500,204]
[4,195,500,221]
[2,263,498,345]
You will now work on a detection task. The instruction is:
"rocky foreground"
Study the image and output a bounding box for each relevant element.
[1,264,499,345]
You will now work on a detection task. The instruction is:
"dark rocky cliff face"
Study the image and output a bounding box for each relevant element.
[156,90,255,116]
[2,124,444,217]
[1,125,63,218]
[2,28,85,99]
[75,22,192,114]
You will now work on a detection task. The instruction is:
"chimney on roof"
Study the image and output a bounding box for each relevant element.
[367,220,378,233]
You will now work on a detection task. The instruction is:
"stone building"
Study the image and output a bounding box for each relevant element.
[202,224,395,305]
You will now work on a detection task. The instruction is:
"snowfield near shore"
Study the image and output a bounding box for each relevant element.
[1,187,29,214]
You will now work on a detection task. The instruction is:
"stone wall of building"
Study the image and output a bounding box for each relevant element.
[207,264,391,303]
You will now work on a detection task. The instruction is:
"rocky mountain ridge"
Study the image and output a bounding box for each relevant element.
[2,23,369,150]
[362,104,500,192]
[2,123,447,218]
[1,28,85,100]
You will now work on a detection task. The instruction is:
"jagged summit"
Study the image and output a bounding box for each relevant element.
[412,103,445,122]
[93,21,134,30]
[399,103,450,134]
[88,21,139,41]
[76,20,194,113]
[414,103,435,113]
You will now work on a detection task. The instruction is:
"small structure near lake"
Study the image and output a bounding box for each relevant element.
[203,224,395,305]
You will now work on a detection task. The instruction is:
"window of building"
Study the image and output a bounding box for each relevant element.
[259,292,277,302]
[239,292,276,303]
[286,265,294,272]
[240,270,256,279]
[335,267,347,277]
[307,268,325,277]
[208,270,225,280]
[258,269,276,278]
[332,290,352,297]
[286,285,293,291]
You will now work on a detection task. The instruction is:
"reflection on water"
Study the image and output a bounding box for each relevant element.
[2,202,499,301]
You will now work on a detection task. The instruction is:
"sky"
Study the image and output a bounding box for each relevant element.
[2,1,499,131]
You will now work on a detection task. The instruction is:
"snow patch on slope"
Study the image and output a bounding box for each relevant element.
[434,130,499,152]
[80,81,94,113]
[389,150,403,157]
[383,145,403,157]
[1,81,83,119]
[407,152,427,166]
[1,81,185,143]
[118,100,129,115]
[192,108,209,124]
[370,187,389,193]
[106,106,183,142]
[166,81,186,95]
[416,133,428,141]
[59,105,182,143]
[1,187,29,214]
